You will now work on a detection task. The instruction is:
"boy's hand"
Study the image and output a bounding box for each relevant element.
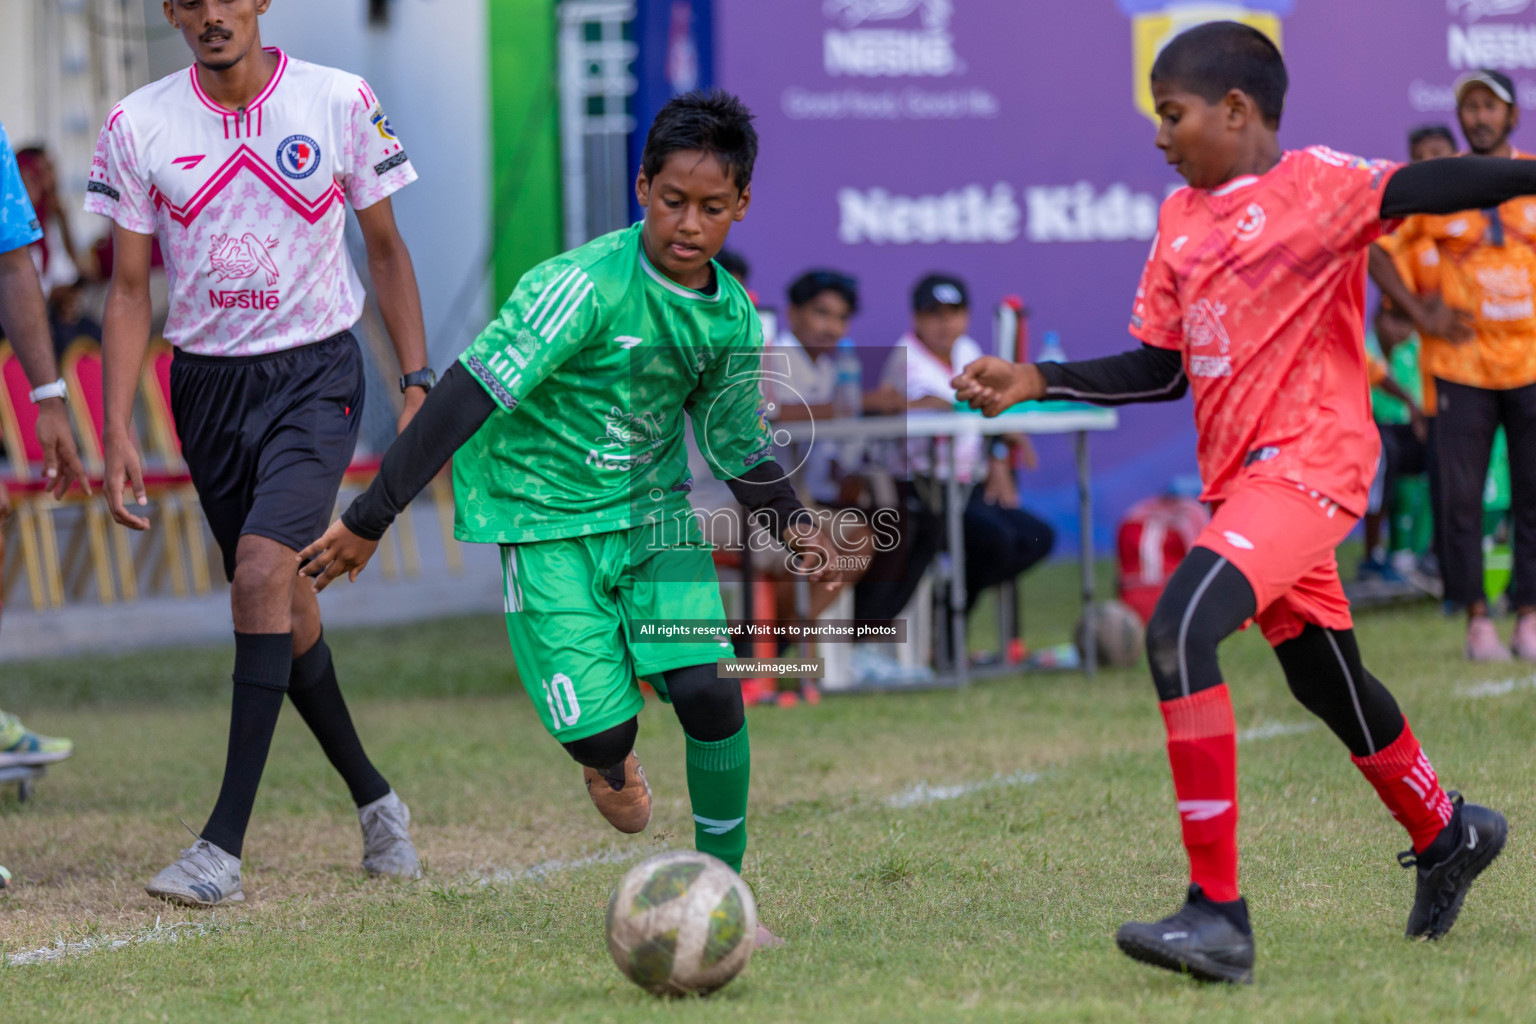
[298,518,379,592]
[952,358,1045,417]
[783,521,840,590]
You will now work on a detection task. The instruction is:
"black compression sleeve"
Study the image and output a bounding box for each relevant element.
[1034,344,1187,406]
[341,362,497,541]
[1381,156,1536,218]
[724,460,808,538]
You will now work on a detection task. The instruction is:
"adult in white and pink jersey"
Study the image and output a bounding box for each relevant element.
[86,46,413,356]
[88,0,432,910]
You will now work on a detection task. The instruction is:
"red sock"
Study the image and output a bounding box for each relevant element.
[1351,718,1454,852]
[1160,684,1240,902]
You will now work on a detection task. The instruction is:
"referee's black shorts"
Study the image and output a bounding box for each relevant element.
[170,332,365,581]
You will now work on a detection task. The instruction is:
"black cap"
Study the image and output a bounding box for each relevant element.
[1454,69,1515,106]
[912,273,968,312]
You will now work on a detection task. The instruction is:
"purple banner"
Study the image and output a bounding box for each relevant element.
[718,0,1527,552]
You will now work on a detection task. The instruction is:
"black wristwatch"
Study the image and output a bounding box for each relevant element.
[400,367,436,393]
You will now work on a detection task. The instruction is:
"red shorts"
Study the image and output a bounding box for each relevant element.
[1196,476,1357,646]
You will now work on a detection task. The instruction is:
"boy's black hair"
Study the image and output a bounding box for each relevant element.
[787,269,859,315]
[1150,21,1288,128]
[640,89,758,192]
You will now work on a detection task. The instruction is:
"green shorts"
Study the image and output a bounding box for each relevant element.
[499,518,733,742]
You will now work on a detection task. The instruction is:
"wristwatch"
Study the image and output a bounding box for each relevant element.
[29,378,68,404]
[399,367,436,394]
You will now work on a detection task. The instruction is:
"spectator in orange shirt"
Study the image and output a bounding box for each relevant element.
[1370,70,1536,661]
[1360,125,1450,583]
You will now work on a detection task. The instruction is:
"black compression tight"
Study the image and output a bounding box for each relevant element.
[1145,546,1406,757]
[561,663,746,770]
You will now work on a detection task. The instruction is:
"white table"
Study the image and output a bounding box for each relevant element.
[772,406,1119,688]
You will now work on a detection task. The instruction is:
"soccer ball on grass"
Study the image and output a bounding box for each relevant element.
[606,850,757,996]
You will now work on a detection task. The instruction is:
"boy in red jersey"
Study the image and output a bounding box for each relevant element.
[955,21,1534,984]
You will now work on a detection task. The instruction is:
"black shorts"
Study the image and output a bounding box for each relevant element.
[170,333,365,581]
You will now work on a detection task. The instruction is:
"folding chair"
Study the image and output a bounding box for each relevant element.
[60,338,192,601]
[0,344,60,610]
[138,338,212,594]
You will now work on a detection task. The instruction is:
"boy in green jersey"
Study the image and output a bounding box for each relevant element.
[299,92,834,942]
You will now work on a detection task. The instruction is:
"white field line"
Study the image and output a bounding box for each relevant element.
[886,771,1042,809]
[5,919,215,967]
[885,720,1315,811]
[473,847,645,887]
[4,716,1326,966]
[1238,721,1317,743]
[1458,673,1536,699]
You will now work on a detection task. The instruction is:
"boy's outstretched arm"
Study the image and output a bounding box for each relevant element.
[1381,156,1536,217]
[953,345,1186,418]
[722,461,838,587]
[299,363,495,590]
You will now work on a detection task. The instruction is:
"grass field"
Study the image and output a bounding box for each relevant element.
[3,562,1535,1022]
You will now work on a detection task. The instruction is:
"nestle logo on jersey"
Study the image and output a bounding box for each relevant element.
[208,289,280,311]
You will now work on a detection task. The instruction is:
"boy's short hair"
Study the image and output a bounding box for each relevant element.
[788,269,859,314]
[1150,21,1288,127]
[640,89,759,192]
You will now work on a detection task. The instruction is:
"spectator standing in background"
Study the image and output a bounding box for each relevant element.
[0,120,88,770]
[1370,71,1536,661]
[15,146,101,356]
[1359,125,1453,582]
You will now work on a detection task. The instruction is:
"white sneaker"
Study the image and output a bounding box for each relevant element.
[145,839,243,907]
[359,790,421,878]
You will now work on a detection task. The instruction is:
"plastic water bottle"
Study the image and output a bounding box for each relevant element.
[833,338,862,419]
[1037,330,1066,364]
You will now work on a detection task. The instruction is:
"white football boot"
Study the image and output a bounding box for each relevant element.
[145,839,244,907]
[359,790,421,878]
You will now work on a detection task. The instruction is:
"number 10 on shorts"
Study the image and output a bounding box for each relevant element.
[542,672,582,729]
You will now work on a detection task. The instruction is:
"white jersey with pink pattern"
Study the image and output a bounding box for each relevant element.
[84,48,416,357]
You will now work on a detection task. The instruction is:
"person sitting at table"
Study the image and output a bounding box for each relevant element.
[873,272,1055,617]
[763,270,902,620]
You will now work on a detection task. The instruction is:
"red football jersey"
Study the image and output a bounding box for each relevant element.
[1130,147,1402,516]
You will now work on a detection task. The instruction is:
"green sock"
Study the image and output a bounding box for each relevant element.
[685,725,750,873]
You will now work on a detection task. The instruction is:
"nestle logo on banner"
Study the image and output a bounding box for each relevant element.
[1445,0,1536,69]
[837,181,1159,245]
[838,184,1018,243]
[823,0,960,77]
[1026,183,1158,243]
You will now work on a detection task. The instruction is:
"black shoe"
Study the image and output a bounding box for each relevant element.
[1115,885,1255,984]
[1400,792,1507,940]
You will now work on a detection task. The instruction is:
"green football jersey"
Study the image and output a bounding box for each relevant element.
[453,223,774,543]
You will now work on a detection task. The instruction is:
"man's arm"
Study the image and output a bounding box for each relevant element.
[355,197,430,431]
[1367,243,1473,343]
[0,246,88,497]
[100,224,155,529]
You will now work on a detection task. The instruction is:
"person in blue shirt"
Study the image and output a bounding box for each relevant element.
[0,119,89,772]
